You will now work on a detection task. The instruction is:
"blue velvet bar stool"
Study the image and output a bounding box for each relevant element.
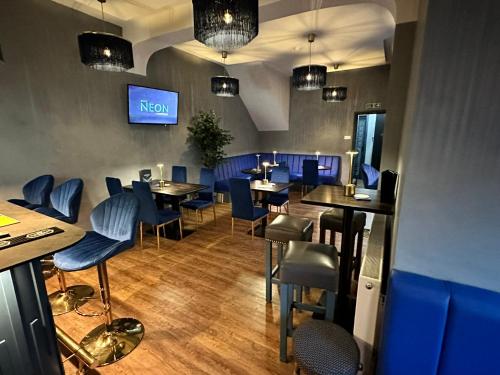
[229,178,268,240]
[35,178,84,223]
[302,159,319,197]
[172,165,187,183]
[52,193,144,366]
[8,174,54,209]
[105,177,124,196]
[181,168,216,227]
[267,167,290,214]
[279,241,339,362]
[133,181,183,249]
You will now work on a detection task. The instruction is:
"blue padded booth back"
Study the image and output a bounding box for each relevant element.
[229,178,254,220]
[198,168,215,202]
[51,178,84,222]
[378,270,500,375]
[91,193,139,243]
[105,177,124,196]
[23,174,54,207]
[172,166,187,183]
[132,181,159,225]
[361,164,380,189]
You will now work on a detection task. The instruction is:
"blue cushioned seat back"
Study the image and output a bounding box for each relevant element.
[278,161,287,168]
[50,178,84,223]
[303,159,319,186]
[361,164,380,189]
[105,177,124,196]
[271,167,290,197]
[198,168,215,202]
[91,193,139,243]
[23,174,54,207]
[172,165,187,183]
[229,178,254,220]
[132,181,159,225]
[379,270,500,375]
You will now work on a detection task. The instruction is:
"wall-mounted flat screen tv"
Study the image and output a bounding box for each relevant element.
[128,84,179,125]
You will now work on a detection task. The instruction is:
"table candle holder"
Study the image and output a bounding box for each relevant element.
[315,151,320,160]
[156,163,165,187]
[256,154,261,172]
[262,162,270,184]
[273,151,277,165]
[344,151,358,197]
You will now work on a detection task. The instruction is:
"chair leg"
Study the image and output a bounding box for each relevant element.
[139,222,143,249]
[195,209,199,229]
[325,290,336,322]
[265,241,273,303]
[49,269,94,316]
[251,221,255,240]
[280,283,290,362]
[162,225,166,238]
[156,225,160,250]
[319,228,326,244]
[80,261,144,366]
[200,209,203,223]
[285,202,289,214]
[57,269,67,293]
[213,204,216,225]
[231,218,234,236]
[178,219,183,240]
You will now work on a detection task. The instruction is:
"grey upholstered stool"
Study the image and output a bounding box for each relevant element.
[293,319,360,375]
[280,241,339,362]
[264,215,314,303]
[319,208,366,280]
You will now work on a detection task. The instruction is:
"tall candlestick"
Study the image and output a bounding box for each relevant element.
[273,150,277,165]
[315,151,320,160]
[256,154,261,171]
[156,163,165,188]
[262,161,270,184]
[344,150,358,196]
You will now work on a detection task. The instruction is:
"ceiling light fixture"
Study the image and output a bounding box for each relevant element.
[323,64,348,102]
[78,0,134,72]
[211,51,239,97]
[292,33,327,91]
[192,0,259,51]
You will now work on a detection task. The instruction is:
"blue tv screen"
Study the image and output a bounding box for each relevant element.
[128,85,179,125]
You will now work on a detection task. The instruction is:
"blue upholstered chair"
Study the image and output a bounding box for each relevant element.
[105,176,124,196]
[8,174,54,209]
[180,168,216,227]
[361,163,380,189]
[132,181,183,249]
[267,167,290,214]
[229,178,268,240]
[52,193,144,365]
[302,159,319,196]
[35,178,83,223]
[172,165,187,183]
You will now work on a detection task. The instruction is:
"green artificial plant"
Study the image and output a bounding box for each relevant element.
[187,110,234,169]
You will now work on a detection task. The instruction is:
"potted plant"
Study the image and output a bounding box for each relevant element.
[187,110,234,169]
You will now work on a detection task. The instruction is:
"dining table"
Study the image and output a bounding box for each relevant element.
[123,180,207,239]
[0,200,85,374]
[301,185,395,329]
[249,179,294,238]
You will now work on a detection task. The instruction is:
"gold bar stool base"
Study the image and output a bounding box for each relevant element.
[49,285,95,316]
[79,317,144,366]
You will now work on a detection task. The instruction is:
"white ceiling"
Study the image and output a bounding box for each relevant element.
[175,4,395,74]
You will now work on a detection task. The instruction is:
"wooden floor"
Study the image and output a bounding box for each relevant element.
[47,192,363,375]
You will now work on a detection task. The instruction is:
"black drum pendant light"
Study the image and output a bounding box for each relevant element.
[323,87,348,102]
[192,0,259,51]
[292,34,327,91]
[78,0,134,72]
[211,51,239,97]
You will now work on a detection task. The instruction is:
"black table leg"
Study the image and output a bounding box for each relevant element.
[335,208,355,331]
[0,260,64,375]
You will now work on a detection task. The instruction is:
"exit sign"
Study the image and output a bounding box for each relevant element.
[365,102,382,109]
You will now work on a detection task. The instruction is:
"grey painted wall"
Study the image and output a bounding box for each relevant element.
[0,0,259,227]
[380,22,416,173]
[394,0,500,291]
[258,66,390,184]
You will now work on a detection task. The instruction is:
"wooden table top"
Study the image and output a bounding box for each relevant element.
[301,185,395,215]
[250,180,293,193]
[124,181,207,197]
[0,201,85,272]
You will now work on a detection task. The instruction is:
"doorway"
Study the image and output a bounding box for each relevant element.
[352,111,385,180]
